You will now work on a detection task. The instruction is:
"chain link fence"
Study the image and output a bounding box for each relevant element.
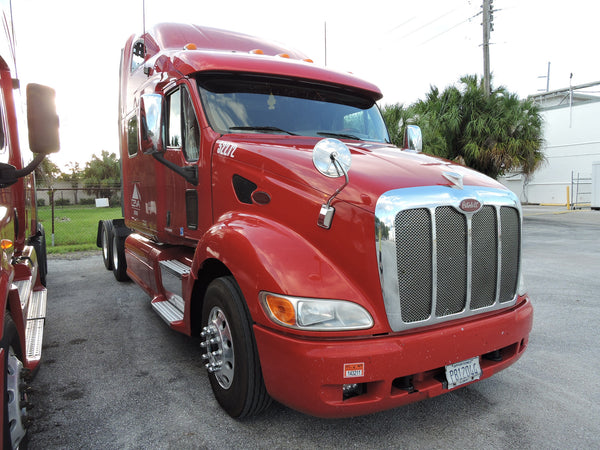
[36,186,123,252]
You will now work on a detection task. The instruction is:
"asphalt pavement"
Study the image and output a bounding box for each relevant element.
[26,206,600,449]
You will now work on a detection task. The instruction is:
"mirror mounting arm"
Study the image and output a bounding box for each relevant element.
[0,154,45,188]
[152,153,198,186]
[318,154,350,230]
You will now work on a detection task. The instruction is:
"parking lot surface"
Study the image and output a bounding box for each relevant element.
[27,206,600,449]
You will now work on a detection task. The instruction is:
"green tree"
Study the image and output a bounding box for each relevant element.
[34,156,62,187]
[382,75,545,179]
[60,161,83,204]
[82,150,121,198]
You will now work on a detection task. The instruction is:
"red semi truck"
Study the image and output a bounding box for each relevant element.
[98,22,533,418]
[0,1,60,447]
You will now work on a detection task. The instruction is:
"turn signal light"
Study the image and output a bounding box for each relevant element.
[1,239,12,250]
[264,294,295,325]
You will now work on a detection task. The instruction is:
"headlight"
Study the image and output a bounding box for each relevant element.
[260,292,373,331]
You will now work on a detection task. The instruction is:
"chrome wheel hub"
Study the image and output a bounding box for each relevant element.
[201,307,234,389]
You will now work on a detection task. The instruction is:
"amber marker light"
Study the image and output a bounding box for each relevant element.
[250,49,264,54]
[264,294,296,326]
[276,53,290,58]
[1,239,13,250]
[184,43,197,50]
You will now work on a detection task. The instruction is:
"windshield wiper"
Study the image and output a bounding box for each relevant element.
[317,131,361,141]
[229,126,297,136]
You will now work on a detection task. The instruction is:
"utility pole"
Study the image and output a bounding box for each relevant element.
[482,0,493,96]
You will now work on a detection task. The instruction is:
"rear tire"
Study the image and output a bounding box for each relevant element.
[101,220,114,271]
[201,277,271,418]
[111,232,129,282]
[31,223,48,286]
[2,314,28,449]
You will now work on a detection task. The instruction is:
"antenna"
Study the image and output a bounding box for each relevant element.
[8,0,17,78]
[142,0,146,37]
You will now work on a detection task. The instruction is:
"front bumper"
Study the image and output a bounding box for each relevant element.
[254,297,533,418]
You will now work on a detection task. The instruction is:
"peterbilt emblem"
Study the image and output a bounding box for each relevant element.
[459,198,482,212]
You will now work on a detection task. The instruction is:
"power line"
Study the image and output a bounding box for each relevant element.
[420,10,482,46]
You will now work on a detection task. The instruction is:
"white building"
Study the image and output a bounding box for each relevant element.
[501,81,600,207]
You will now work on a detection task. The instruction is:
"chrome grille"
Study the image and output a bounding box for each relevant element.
[471,206,498,309]
[394,209,432,322]
[376,186,522,332]
[434,206,468,317]
[500,207,520,302]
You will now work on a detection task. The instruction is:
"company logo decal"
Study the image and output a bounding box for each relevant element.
[131,183,141,216]
[459,198,482,213]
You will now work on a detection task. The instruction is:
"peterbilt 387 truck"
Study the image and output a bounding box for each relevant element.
[0,1,60,446]
[98,22,532,419]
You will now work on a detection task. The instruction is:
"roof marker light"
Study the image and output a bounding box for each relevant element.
[184,43,197,50]
[303,58,314,63]
[250,49,264,55]
[277,53,290,58]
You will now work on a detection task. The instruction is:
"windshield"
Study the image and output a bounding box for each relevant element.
[196,74,390,143]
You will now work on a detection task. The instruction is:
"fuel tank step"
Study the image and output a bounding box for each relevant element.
[152,295,184,325]
[26,288,47,361]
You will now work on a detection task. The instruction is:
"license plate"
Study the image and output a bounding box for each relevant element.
[445,356,482,389]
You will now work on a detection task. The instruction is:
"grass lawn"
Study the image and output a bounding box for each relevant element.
[38,205,123,253]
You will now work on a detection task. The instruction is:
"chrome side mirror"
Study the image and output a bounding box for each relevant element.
[403,125,422,152]
[140,93,164,154]
[27,84,60,155]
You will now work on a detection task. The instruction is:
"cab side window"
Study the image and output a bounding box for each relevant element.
[127,115,138,157]
[131,40,146,72]
[167,87,200,161]
[167,90,181,147]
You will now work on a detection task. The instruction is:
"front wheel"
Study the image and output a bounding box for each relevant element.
[2,315,28,449]
[201,277,271,418]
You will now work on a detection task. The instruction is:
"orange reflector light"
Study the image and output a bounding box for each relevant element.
[184,43,197,50]
[250,49,264,55]
[1,239,13,250]
[265,294,296,325]
[277,53,290,58]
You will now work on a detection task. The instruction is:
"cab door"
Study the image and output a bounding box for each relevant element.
[163,82,204,244]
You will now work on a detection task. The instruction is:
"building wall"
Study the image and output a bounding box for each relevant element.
[501,98,600,206]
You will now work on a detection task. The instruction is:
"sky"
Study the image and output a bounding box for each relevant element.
[9,0,600,169]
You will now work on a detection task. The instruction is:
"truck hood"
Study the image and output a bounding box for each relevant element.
[218,134,506,213]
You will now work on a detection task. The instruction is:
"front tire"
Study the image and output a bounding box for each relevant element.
[2,315,28,449]
[201,277,271,418]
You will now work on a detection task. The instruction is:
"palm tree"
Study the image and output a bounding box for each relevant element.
[382,75,545,179]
